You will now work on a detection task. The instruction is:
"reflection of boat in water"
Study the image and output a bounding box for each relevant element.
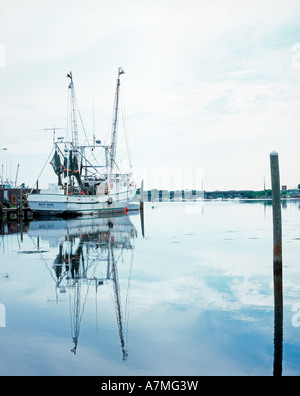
[28,214,137,359]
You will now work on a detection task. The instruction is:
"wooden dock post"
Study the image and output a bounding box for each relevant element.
[19,189,23,218]
[270,151,283,376]
[270,151,282,266]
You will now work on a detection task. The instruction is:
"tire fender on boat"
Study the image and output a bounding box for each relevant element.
[107,197,113,205]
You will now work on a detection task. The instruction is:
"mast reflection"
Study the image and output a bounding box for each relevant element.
[28,214,137,360]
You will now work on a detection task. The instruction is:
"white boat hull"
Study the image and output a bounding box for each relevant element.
[28,188,137,216]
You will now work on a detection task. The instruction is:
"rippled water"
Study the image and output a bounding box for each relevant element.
[0,199,299,376]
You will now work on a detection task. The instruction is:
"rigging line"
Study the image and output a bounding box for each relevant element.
[93,93,95,138]
[69,285,81,349]
[103,118,111,147]
[95,274,99,334]
[69,262,97,343]
[114,246,132,328]
[104,89,118,147]
[112,244,132,346]
[111,246,127,358]
[124,249,134,347]
[16,231,21,251]
[111,156,121,174]
[28,235,57,284]
[69,284,75,341]
[120,85,132,169]
[54,142,65,158]
[74,90,104,170]
[30,146,55,193]
[68,141,102,175]
[78,265,97,331]
[66,87,71,142]
[75,93,91,146]
[100,104,112,148]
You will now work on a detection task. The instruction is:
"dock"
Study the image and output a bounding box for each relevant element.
[0,207,34,221]
[0,187,37,222]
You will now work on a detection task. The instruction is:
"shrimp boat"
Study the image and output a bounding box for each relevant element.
[28,68,137,217]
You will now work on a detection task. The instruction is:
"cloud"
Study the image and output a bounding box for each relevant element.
[1,0,300,190]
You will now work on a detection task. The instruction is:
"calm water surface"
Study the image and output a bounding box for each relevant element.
[0,199,299,376]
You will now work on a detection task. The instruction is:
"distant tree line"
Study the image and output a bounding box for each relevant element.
[243,190,272,199]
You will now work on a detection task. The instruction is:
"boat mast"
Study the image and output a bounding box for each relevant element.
[67,72,79,147]
[110,67,125,172]
[111,244,128,360]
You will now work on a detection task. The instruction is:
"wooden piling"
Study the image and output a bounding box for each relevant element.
[19,189,23,217]
[270,152,282,268]
[270,151,283,376]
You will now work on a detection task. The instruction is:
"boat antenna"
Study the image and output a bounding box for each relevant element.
[37,126,64,142]
[67,72,79,147]
[110,67,125,172]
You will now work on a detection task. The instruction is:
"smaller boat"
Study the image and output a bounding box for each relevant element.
[28,68,137,217]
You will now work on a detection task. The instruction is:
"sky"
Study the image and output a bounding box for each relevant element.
[0,0,300,191]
